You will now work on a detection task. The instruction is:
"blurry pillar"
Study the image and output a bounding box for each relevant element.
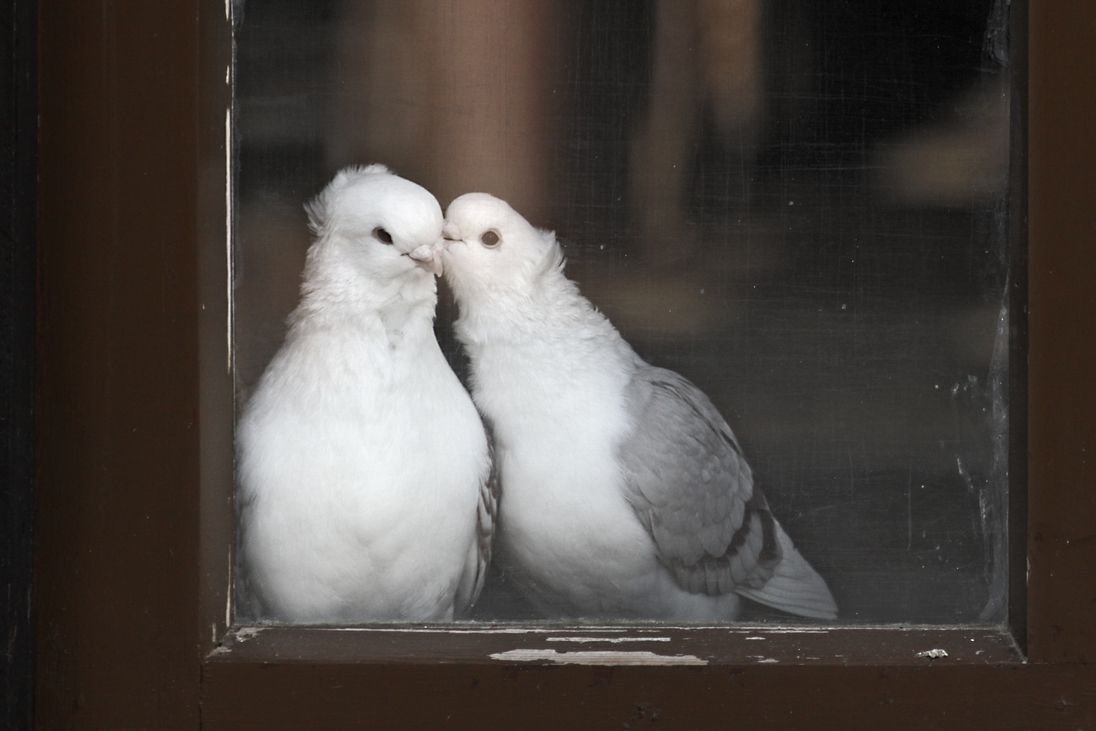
[329,0,558,222]
[629,0,763,267]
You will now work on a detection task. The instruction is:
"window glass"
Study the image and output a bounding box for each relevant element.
[234,0,1011,624]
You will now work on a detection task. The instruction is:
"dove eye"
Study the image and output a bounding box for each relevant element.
[480,230,501,248]
[373,227,394,245]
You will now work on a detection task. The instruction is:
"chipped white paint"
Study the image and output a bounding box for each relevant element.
[916,648,949,659]
[755,657,779,664]
[745,636,767,641]
[490,649,707,666]
[323,627,633,635]
[225,551,233,629]
[225,107,234,374]
[234,626,267,643]
[546,636,671,644]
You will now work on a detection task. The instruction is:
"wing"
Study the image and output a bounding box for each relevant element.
[454,419,500,617]
[618,366,837,620]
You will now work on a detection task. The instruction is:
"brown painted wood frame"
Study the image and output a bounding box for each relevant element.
[3,0,36,727]
[34,0,1096,728]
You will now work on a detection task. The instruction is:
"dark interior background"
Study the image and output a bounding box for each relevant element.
[233,0,1012,624]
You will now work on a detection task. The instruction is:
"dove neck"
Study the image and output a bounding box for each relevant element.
[295,256,437,331]
[456,269,613,346]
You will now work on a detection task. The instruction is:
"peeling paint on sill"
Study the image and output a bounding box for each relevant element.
[545,636,671,644]
[916,648,949,659]
[325,627,633,635]
[234,626,267,643]
[490,649,707,666]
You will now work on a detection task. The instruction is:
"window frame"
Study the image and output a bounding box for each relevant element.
[34,0,1096,727]
[2,0,36,727]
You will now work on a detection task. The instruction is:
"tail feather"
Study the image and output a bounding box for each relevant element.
[735,523,838,620]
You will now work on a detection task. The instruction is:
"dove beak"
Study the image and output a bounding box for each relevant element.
[407,242,443,276]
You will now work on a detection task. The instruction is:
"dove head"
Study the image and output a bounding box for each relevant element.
[302,165,445,302]
[441,193,564,307]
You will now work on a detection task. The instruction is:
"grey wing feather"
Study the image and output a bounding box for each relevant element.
[455,419,500,616]
[619,365,837,620]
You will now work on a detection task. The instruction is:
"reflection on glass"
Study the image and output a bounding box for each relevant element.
[235,0,1011,624]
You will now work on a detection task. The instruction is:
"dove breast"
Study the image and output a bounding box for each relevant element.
[238,307,490,623]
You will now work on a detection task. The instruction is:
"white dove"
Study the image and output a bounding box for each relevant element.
[441,193,836,621]
[237,166,496,623]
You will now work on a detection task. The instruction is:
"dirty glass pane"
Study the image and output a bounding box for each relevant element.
[233,0,1013,624]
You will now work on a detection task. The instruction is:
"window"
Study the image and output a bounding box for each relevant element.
[235,1,1009,626]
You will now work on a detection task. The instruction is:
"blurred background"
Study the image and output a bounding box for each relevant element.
[233,0,1014,624]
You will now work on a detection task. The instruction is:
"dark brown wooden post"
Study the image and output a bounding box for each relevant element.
[36,2,203,726]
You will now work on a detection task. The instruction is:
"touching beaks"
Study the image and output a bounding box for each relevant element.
[407,242,444,276]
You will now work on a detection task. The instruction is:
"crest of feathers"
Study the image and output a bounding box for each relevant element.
[304,164,392,236]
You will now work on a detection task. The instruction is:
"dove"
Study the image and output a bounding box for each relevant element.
[440,192,836,621]
[236,166,496,623]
